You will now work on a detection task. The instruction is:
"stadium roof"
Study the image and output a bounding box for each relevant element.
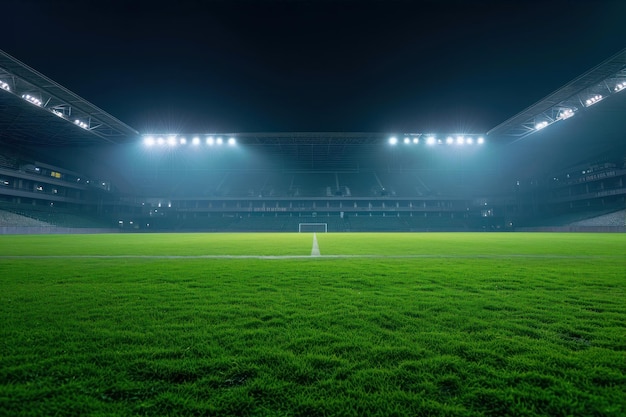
[487,48,626,142]
[0,49,139,147]
[1,46,625,171]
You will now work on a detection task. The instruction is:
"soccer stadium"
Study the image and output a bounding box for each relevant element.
[1,43,625,417]
[1,46,626,234]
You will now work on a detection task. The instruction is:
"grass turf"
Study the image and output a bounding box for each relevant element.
[0,233,624,416]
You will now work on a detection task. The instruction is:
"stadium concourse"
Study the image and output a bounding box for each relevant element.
[0,49,625,233]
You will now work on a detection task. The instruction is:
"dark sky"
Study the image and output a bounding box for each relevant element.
[2,0,624,133]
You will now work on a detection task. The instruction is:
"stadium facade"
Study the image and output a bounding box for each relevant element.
[1,49,625,232]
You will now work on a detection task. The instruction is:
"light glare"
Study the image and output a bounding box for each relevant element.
[74,119,88,129]
[22,94,42,106]
[558,108,574,120]
[585,94,602,106]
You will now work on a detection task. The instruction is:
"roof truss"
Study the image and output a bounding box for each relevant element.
[487,48,626,141]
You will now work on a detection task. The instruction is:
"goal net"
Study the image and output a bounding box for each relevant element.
[298,223,328,233]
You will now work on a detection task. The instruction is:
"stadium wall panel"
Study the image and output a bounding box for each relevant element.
[0,227,119,235]
[516,226,626,233]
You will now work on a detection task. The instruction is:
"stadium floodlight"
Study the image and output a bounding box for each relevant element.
[466,137,473,145]
[0,81,10,91]
[206,136,214,145]
[456,136,465,145]
[167,136,177,146]
[477,137,484,144]
[21,94,42,106]
[558,108,574,120]
[216,137,223,145]
[585,94,603,106]
[144,136,155,146]
[535,121,549,130]
[615,81,626,92]
[157,137,165,145]
[192,136,200,145]
[413,138,419,144]
[228,137,236,146]
[389,136,398,145]
[446,136,454,145]
[74,119,88,129]
[403,137,410,144]
[426,136,436,145]
[179,137,187,145]
[51,109,64,118]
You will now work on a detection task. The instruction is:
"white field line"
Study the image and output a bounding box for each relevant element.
[311,233,321,257]
[0,254,620,260]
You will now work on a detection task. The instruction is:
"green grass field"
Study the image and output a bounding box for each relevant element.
[1,233,624,416]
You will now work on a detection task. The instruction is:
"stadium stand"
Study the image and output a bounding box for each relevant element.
[0,209,52,227]
[337,172,377,197]
[220,171,268,197]
[515,208,623,227]
[289,173,336,197]
[263,172,293,197]
[0,203,110,228]
[570,209,625,227]
[0,153,19,170]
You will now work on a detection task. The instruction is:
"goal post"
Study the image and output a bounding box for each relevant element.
[298,223,328,233]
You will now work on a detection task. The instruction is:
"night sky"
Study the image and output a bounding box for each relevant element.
[2,0,625,134]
